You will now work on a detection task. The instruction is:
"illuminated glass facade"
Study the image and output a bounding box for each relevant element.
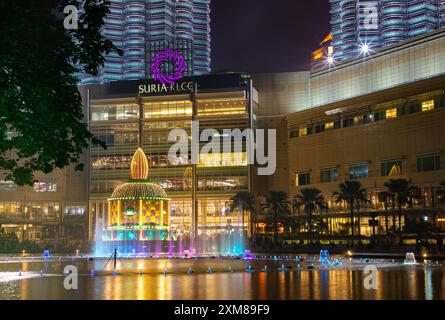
[85,74,257,240]
[79,0,211,85]
[330,0,445,61]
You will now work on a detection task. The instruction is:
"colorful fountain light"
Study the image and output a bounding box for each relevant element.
[404,252,417,265]
[95,148,171,255]
[242,250,253,260]
[319,250,330,265]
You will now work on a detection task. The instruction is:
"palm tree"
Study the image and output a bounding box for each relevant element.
[334,181,368,247]
[229,191,256,238]
[437,180,445,205]
[354,189,370,242]
[379,191,390,234]
[295,188,327,243]
[384,179,410,246]
[292,198,302,233]
[261,191,290,245]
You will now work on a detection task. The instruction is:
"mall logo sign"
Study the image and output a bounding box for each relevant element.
[168,121,277,176]
[138,82,195,95]
[151,49,186,85]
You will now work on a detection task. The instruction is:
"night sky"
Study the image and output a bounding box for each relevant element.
[210,0,331,73]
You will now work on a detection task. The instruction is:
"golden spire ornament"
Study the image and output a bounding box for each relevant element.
[130,148,149,180]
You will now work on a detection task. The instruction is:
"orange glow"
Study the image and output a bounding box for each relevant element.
[320,33,333,45]
[131,148,149,180]
[312,49,324,60]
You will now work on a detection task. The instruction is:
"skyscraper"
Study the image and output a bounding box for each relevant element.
[329,0,445,62]
[80,0,211,85]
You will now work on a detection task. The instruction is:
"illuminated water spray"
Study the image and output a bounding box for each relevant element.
[94,148,171,256]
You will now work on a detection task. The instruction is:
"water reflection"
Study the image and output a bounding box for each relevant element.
[0,258,444,300]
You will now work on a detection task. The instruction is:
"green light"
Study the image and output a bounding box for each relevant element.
[124,208,137,217]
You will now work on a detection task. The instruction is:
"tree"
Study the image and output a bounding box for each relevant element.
[261,191,290,245]
[0,0,121,185]
[229,191,256,238]
[354,188,370,241]
[298,216,328,238]
[294,188,327,243]
[384,179,410,246]
[378,191,390,234]
[437,180,445,205]
[334,181,368,247]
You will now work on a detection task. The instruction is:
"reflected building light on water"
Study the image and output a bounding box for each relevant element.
[425,269,433,301]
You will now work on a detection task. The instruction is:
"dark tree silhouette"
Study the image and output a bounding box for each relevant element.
[385,179,410,246]
[294,188,327,243]
[0,0,121,185]
[334,181,368,247]
[261,191,290,245]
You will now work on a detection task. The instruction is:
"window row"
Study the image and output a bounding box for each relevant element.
[91,99,248,121]
[294,154,441,186]
[0,181,57,192]
[290,92,444,139]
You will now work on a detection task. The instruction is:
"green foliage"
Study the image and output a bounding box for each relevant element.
[0,229,20,253]
[437,180,445,205]
[384,178,411,244]
[334,180,368,246]
[0,0,120,185]
[294,188,327,241]
[384,179,410,206]
[261,191,290,243]
[334,180,368,209]
[297,215,328,235]
[229,191,255,214]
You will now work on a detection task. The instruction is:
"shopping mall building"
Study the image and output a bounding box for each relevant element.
[1,29,445,247]
[80,73,257,241]
[254,29,445,238]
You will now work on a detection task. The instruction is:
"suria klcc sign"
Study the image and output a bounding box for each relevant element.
[138,82,195,95]
[138,49,195,95]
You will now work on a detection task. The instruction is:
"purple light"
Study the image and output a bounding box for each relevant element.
[151,49,185,85]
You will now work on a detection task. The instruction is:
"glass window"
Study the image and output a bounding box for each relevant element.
[409,102,422,114]
[386,108,397,119]
[325,122,335,130]
[295,172,310,187]
[349,164,368,180]
[422,100,435,112]
[64,206,86,216]
[299,127,308,137]
[374,111,385,121]
[33,181,57,192]
[145,101,193,119]
[320,168,338,183]
[353,115,364,125]
[0,181,18,191]
[289,127,298,139]
[417,154,441,172]
[92,104,139,121]
[315,124,325,133]
[26,202,60,220]
[0,202,22,219]
[96,134,115,146]
[197,176,248,191]
[381,159,402,176]
[343,118,354,128]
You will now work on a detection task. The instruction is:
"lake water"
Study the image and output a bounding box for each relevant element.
[0,254,444,300]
